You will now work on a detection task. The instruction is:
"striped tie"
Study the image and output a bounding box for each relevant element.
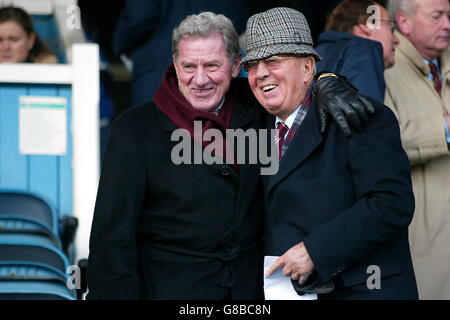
[276,122,289,160]
[429,62,442,95]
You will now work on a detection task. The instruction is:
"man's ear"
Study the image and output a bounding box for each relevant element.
[352,23,373,38]
[231,53,242,78]
[304,56,315,83]
[396,12,412,36]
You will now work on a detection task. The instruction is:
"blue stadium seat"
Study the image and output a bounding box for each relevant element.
[0,216,60,248]
[0,233,57,248]
[0,241,69,273]
[0,191,58,234]
[0,281,75,300]
[0,241,76,300]
[0,262,67,280]
[0,190,61,249]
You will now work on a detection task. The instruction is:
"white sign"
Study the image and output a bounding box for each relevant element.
[19,96,68,155]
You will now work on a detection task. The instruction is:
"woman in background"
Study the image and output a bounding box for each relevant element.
[0,6,57,63]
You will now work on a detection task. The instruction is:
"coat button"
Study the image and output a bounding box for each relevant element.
[220,167,230,176]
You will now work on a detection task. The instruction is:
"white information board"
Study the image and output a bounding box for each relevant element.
[19,96,68,155]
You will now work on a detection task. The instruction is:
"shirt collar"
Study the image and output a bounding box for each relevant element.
[425,58,441,72]
[275,105,302,129]
[212,98,225,115]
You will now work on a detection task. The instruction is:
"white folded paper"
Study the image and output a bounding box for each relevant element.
[263,256,317,300]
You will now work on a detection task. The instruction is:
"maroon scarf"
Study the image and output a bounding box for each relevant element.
[154,64,238,171]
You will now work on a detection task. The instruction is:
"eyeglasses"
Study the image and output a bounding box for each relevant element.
[242,55,297,73]
[380,19,397,33]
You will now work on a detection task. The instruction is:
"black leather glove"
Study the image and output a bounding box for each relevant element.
[313,72,375,137]
[291,272,335,295]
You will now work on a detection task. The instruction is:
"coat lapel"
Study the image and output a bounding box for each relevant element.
[157,104,178,133]
[266,101,323,195]
[230,99,262,222]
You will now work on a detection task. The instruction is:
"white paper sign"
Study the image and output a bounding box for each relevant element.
[263,256,317,300]
[19,96,68,155]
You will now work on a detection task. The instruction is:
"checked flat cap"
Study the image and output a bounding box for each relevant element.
[241,7,321,64]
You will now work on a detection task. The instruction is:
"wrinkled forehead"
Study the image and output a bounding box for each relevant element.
[180,33,224,46]
[177,34,228,58]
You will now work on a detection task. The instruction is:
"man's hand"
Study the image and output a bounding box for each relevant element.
[313,73,375,137]
[266,242,315,285]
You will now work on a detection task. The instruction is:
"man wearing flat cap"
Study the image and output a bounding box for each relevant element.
[243,7,418,299]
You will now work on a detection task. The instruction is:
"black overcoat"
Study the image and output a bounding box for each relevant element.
[263,97,418,299]
[87,80,266,299]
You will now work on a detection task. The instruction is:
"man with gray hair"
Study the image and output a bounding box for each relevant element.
[384,0,450,300]
[87,11,375,299]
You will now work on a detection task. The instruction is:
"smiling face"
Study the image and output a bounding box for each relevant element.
[400,0,450,60]
[247,55,315,121]
[0,21,35,63]
[173,34,241,112]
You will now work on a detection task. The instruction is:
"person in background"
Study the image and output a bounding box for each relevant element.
[0,6,57,63]
[315,0,399,102]
[242,7,418,299]
[384,0,450,300]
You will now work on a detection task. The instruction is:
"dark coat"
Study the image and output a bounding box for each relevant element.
[87,79,266,299]
[113,0,248,106]
[315,31,386,102]
[263,97,418,299]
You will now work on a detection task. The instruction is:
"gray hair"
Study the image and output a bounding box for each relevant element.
[172,11,240,63]
[387,0,419,18]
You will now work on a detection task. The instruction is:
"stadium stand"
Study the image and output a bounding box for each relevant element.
[0,0,99,299]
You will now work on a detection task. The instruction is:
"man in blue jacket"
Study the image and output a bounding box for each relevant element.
[315,0,399,102]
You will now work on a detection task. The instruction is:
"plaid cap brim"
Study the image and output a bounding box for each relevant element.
[241,43,322,64]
